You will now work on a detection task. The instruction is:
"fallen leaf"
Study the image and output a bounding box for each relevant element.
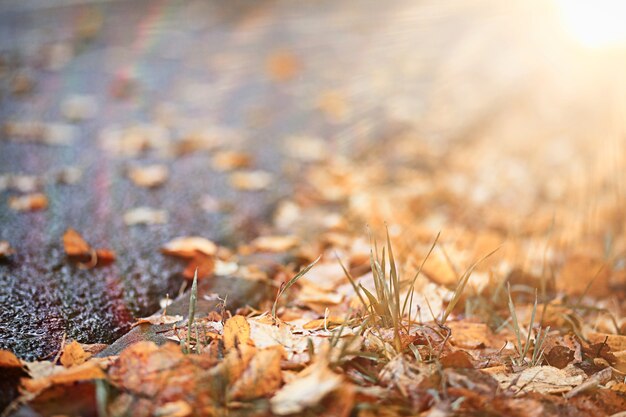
[0,241,16,258]
[21,359,106,395]
[63,228,91,257]
[95,248,116,265]
[302,317,345,330]
[587,333,626,351]
[0,349,22,367]
[421,251,458,287]
[154,401,192,417]
[8,193,48,212]
[270,355,343,415]
[127,164,169,188]
[60,340,92,368]
[557,255,610,297]
[492,365,585,394]
[131,314,183,328]
[544,345,575,369]
[162,236,217,258]
[251,235,299,252]
[223,315,251,351]
[230,170,273,191]
[183,253,214,280]
[440,350,475,369]
[123,207,168,225]
[228,347,283,400]
[448,321,493,349]
[283,135,327,162]
[211,150,252,171]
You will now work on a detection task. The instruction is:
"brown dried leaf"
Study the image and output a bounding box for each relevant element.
[0,241,16,258]
[230,170,273,191]
[123,207,168,225]
[228,347,283,401]
[131,314,183,328]
[154,401,192,417]
[128,164,169,188]
[302,317,345,330]
[60,340,92,368]
[95,248,116,265]
[63,228,92,257]
[557,255,610,297]
[440,350,475,369]
[8,193,48,212]
[183,253,215,280]
[270,355,343,415]
[223,315,251,351]
[448,321,493,349]
[421,251,458,287]
[21,360,106,394]
[492,365,585,394]
[0,349,22,367]
[162,236,217,258]
[283,135,327,162]
[251,235,299,252]
[211,150,252,171]
[544,345,575,369]
[587,333,626,352]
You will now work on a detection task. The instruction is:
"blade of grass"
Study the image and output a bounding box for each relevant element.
[441,246,500,325]
[187,268,198,353]
[271,255,321,319]
[403,232,440,325]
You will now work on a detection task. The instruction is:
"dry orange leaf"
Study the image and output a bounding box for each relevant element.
[127,164,169,188]
[60,340,92,368]
[228,347,283,401]
[223,315,251,351]
[421,251,458,287]
[0,241,16,258]
[251,235,299,252]
[8,193,48,212]
[302,317,345,330]
[270,354,343,415]
[557,254,610,297]
[587,333,626,351]
[95,248,116,265]
[154,401,192,417]
[63,228,91,257]
[131,314,183,328]
[161,236,217,258]
[211,150,252,172]
[448,321,492,349]
[230,170,273,191]
[183,253,215,280]
[0,349,22,367]
[21,360,106,394]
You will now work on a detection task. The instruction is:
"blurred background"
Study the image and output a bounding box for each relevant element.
[1,0,626,362]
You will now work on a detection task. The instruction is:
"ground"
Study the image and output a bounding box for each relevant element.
[0,0,625,416]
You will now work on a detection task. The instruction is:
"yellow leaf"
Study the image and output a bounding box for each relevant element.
[60,340,91,368]
[0,349,22,367]
[223,315,250,351]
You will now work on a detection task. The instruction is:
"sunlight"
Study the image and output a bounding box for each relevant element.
[555,0,626,48]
